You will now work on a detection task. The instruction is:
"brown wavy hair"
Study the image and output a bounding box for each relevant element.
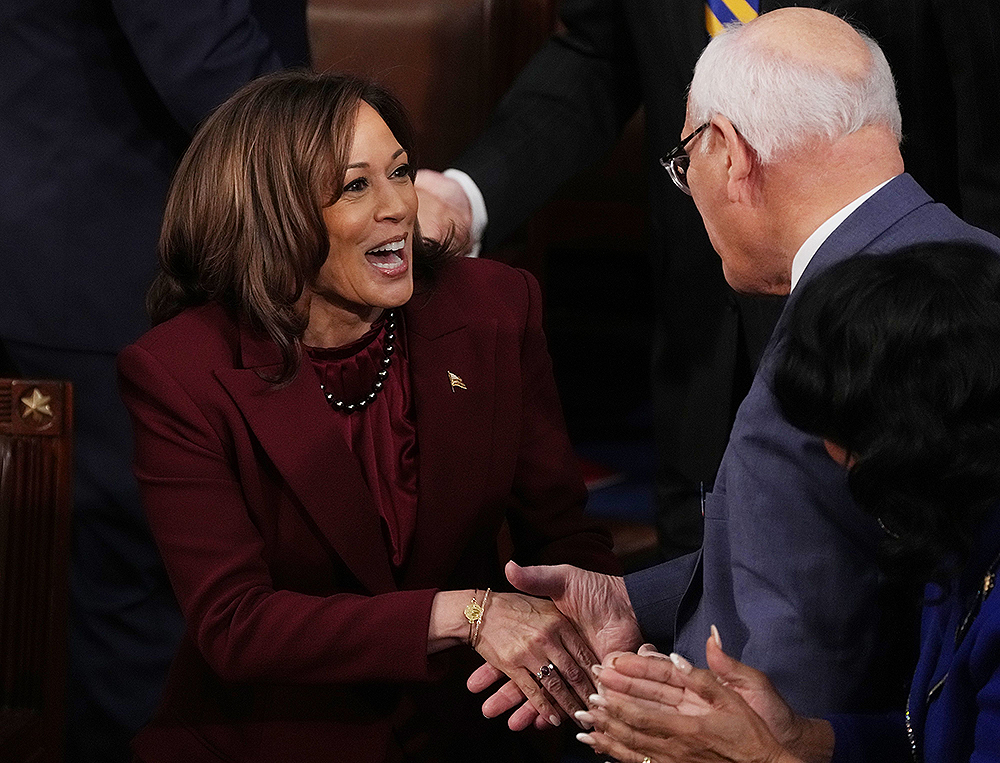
[148,70,459,383]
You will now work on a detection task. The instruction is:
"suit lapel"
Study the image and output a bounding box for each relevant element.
[769,174,932,344]
[400,286,497,588]
[215,320,396,595]
[803,174,933,286]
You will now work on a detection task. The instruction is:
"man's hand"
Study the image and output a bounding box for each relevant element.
[507,562,641,658]
[414,169,472,248]
[468,561,642,730]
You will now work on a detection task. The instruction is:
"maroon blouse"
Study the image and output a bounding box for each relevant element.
[304,314,418,567]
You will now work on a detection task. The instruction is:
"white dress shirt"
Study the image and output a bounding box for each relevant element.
[442,168,488,257]
[789,178,894,291]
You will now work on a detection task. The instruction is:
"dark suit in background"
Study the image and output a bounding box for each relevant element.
[453,0,1000,557]
[0,2,307,760]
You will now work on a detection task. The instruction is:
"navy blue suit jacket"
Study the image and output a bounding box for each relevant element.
[626,174,1000,716]
[0,0,307,352]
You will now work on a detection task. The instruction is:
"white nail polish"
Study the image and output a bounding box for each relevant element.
[588,693,607,707]
[711,623,723,649]
[575,710,595,724]
[576,732,595,746]
[638,644,670,660]
[669,652,694,674]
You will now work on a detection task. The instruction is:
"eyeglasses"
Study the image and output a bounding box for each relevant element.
[660,123,709,195]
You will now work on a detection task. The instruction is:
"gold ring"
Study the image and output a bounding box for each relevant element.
[536,662,556,680]
[643,757,652,763]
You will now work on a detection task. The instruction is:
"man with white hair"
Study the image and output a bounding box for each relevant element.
[418,0,1000,573]
[474,7,1000,724]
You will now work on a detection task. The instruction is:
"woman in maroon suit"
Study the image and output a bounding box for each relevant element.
[117,71,621,763]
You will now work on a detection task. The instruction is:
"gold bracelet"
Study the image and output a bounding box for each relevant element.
[464,590,483,646]
[472,587,491,648]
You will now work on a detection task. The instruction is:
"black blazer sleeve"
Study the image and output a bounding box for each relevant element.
[453,0,644,248]
[110,0,291,132]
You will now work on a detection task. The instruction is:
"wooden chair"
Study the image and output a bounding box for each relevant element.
[0,379,73,763]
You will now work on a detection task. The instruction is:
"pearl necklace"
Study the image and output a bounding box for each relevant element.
[319,311,395,413]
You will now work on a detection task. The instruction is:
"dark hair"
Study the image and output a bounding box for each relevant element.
[775,243,1000,579]
[148,70,459,383]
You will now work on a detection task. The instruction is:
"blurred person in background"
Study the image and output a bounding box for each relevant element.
[0,1,307,760]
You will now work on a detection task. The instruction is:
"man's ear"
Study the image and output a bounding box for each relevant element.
[713,116,755,204]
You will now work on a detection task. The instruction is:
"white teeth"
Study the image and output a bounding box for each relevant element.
[369,251,403,270]
[367,239,404,254]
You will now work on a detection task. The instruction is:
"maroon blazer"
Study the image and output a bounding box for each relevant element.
[118,257,619,763]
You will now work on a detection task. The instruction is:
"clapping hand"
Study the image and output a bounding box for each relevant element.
[576,633,833,763]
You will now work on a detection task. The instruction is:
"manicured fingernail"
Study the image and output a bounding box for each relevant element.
[575,710,595,724]
[588,693,607,707]
[669,652,693,674]
[711,624,722,649]
[638,643,670,659]
[549,714,561,727]
[605,651,625,668]
[576,732,596,746]
[591,663,604,676]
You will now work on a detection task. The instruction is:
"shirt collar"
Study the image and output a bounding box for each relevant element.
[789,177,895,292]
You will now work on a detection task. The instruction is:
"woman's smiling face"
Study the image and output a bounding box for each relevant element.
[310,101,417,330]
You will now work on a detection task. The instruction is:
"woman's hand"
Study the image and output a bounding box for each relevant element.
[466,561,643,731]
[576,634,832,763]
[696,632,831,760]
[472,591,601,728]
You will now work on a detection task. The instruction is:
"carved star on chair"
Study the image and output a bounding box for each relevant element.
[20,387,53,423]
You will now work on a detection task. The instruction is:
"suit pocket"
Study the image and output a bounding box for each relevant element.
[702,489,728,521]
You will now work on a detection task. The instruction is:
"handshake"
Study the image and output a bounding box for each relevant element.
[467,561,642,731]
[474,563,825,763]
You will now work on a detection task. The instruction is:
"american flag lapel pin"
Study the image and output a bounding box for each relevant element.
[448,371,467,392]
